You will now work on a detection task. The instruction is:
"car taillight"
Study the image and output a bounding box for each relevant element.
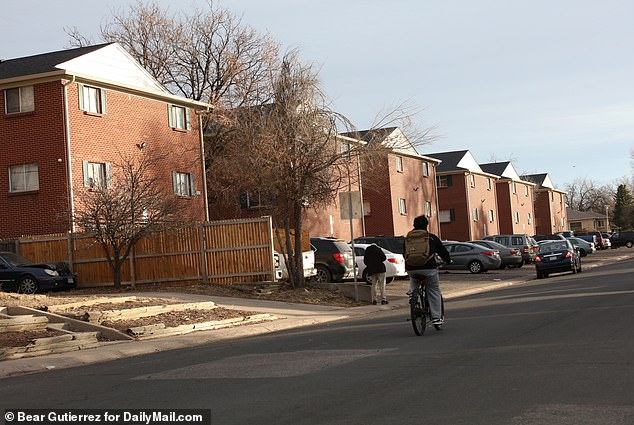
[332,253,345,264]
[534,255,542,262]
[388,258,399,263]
[510,249,519,255]
[523,246,530,254]
[565,251,573,258]
[481,251,494,256]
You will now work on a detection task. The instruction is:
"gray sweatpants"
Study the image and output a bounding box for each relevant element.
[407,268,443,320]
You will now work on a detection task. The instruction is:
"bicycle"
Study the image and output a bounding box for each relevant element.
[409,278,445,336]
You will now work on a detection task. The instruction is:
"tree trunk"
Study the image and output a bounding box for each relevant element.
[292,201,306,288]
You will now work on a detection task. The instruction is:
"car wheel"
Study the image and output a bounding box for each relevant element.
[516,261,524,268]
[18,276,38,294]
[579,249,587,257]
[313,265,332,283]
[468,260,483,274]
[536,272,544,279]
[362,269,370,285]
[386,276,395,284]
[626,241,633,248]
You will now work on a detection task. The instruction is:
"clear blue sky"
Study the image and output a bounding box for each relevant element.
[2,0,633,188]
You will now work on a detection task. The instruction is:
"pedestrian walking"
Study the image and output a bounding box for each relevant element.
[363,244,388,305]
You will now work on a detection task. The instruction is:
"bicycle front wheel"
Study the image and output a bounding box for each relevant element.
[410,292,427,336]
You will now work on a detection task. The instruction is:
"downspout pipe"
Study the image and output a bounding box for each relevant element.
[63,76,76,232]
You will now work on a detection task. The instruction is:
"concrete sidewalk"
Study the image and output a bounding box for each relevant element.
[1,249,631,378]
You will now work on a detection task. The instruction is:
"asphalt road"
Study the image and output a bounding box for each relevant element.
[1,258,633,425]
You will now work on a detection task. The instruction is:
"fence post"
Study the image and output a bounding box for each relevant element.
[66,232,74,273]
[199,224,207,283]
[267,216,275,282]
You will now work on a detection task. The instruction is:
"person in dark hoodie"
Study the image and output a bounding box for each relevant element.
[404,215,452,326]
[363,243,388,305]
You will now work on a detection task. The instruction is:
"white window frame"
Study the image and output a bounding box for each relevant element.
[78,84,106,114]
[527,212,532,224]
[396,156,404,173]
[422,162,430,177]
[472,207,479,221]
[488,209,495,223]
[82,160,111,189]
[398,198,407,215]
[469,175,476,188]
[487,178,492,190]
[425,201,432,217]
[4,86,34,114]
[173,171,195,196]
[168,104,191,130]
[9,163,39,192]
[514,211,520,223]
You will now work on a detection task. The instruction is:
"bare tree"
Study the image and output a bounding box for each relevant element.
[74,154,183,289]
[80,0,280,111]
[565,177,614,212]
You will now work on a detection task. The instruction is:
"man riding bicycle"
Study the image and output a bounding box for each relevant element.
[404,215,452,326]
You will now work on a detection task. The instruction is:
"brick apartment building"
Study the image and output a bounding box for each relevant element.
[480,161,537,235]
[342,128,442,238]
[0,43,209,239]
[427,150,500,241]
[521,173,568,235]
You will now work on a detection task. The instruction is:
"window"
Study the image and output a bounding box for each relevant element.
[472,207,479,221]
[398,198,407,215]
[422,162,430,177]
[514,211,520,223]
[469,175,476,188]
[5,86,34,114]
[240,189,275,209]
[78,84,106,114]
[82,161,111,189]
[173,171,195,196]
[168,105,191,130]
[487,178,492,190]
[341,142,351,159]
[440,209,455,223]
[396,156,403,173]
[527,212,532,224]
[9,163,39,192]
[425,201,432,217]
[437,175,453,188]
[512,182,517,194]
[525,185,529,196]
[488,210,495,223]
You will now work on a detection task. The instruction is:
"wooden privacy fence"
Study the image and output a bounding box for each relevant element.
[8,217,277,288]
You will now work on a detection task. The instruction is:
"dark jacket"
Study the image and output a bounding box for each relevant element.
[363,244,386,275]
[404,232,451,271]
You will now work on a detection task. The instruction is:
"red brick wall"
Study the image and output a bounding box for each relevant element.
[0,82,71,238]
[0,80,206,239]
[468,174,499,240]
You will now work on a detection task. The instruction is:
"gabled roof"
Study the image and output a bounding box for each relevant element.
[426,150,496,177]
[0,43,210,109]
[0,44,109,80]
[480,161,533,184]
[567,208,606,221]
[521,173,566,193]
[341,127,440,163]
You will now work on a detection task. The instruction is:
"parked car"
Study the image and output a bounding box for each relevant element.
[566,237,596,257]
[441,242,502,273]
[600,234,612,249]
[576,234,598,248]
[470,240,523,268]
[533,234,566,242]
[350,244,406,283]
[575,231,608,249]
[534,240,581,279]
[610,230,634,248]
[274,248,317,281]
[352,236,405,255]
[482,234,538,264]
[310,237,355,282]
[0,252,76,294]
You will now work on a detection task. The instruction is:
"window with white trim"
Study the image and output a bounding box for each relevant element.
[472,207,479,221]
[396,156,403,173]
[173,171,195,196]
[168,105,191,130]
[82,160,111,189]
[527,212,532,224]
[78,84,106,114]
[514,211,520,223]
[398,198,407,215]
[9,163,39,192]
[422,162,430,177]
[469,175,476,188]
[487,178,492,190]
[4,86,34,114]
[488,209,495,223]
[425,201,432,217]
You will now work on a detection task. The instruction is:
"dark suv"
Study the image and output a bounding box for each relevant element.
[310,237,355,283]
[352,236,405,254]
[610,230,634,248]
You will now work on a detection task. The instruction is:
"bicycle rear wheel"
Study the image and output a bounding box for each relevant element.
[410,291,427,336]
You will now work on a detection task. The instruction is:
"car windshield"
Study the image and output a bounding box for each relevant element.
[0,252,34,267]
